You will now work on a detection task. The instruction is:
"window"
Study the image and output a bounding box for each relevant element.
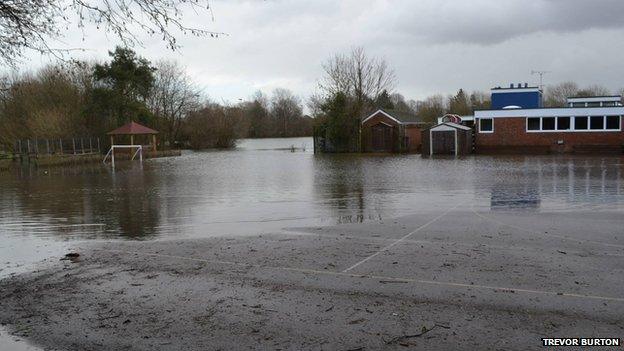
[606,115,621,130]
[574,116,588,130]
[590,116,604,130]
[572,102,585,108]
[587,102,601,107]
[603,102,616,107]
[542,117,555,130]
[557,117,570,130]
[479,118,493,133]
[527,118,540,131]
[526,115,619,132]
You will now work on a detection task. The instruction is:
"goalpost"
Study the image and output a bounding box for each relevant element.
[102,145,143,168]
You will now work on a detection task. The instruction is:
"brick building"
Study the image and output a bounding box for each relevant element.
[361,109,426,153]
[474,85,624,154]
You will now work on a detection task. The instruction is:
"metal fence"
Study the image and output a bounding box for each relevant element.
[14,137,101,156]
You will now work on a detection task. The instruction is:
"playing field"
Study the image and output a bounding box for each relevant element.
[1,207,622,350]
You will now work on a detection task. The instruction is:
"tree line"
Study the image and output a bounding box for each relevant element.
[309,47,624,152]
[0,47,313,151]
[2,45,621,153]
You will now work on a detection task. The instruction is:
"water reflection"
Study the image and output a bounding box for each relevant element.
[490,184,541,210]
[1,140,624,245]
[1,163,162,240]
[486,156,624,211]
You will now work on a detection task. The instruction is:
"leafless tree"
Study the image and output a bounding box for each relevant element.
[576,84,610,98]
[148,60,201,147]
[0,0,224,65]
[543,81,579,107]
[270,88,302,137]
[416,94,447,124]
[319,46,396,111]
[544,82,612,107]
[182,101,238,149]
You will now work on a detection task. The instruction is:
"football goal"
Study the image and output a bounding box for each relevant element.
[102,145,143,168]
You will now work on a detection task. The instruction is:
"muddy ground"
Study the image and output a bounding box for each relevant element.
[1,209,623,350]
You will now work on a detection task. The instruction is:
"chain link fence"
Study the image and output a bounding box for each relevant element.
[14,137,101,156]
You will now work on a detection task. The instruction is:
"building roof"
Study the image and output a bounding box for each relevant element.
[426,122,472,131]
[361,109,424,125]
[107,121,158,135]
[475,106,624,118]
[566,96,622,103]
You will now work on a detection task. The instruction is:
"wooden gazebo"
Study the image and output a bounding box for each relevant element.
[107,121,158,152]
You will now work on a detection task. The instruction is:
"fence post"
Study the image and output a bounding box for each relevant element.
[46,139,50,155]
[97,137,100,153]
[89,138,93,153]
[59,139,63,154]
[81,138,85,154]
[72,138,76,155]
[27,139,30,154]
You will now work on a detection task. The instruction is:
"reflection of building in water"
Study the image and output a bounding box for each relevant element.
[490,157,624,210]
[490,184,541,210]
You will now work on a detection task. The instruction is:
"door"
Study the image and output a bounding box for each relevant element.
[431,130,455,154]
[371,123,393,152]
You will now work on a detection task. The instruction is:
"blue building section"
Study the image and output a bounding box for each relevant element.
[491,85,543,109]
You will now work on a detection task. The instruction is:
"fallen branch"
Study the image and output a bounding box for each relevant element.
[383,323,450,344]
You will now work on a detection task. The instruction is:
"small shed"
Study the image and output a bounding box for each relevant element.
[107,121,158,152]
[422,122,473,156]
[361,109,427,153]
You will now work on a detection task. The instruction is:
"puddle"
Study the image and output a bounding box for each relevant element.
[0,326,42,351]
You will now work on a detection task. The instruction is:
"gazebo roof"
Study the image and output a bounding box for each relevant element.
[107,121,158,135]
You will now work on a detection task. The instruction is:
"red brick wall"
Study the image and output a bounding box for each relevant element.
[361,112,422,153]
[405,125,422,152]
[475,117,624,153]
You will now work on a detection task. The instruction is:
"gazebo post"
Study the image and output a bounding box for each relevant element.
[106,121,159,164]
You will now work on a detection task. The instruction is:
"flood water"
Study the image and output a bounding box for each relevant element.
[1,137,624,276]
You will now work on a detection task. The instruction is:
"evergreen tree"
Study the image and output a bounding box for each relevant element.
[375,90,394,110]
[448,89,471,115]
[89,47,156,127]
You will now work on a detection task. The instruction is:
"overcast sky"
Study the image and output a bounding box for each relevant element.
[24,0,624,104]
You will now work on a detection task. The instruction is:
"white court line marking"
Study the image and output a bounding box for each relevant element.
[470,207,624,249]
[279,230,624,257]
[341,204,461,273]
[96,248,624,303]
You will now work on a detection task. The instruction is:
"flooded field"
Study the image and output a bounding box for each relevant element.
[1,137,624,276]
[1,137,624,350]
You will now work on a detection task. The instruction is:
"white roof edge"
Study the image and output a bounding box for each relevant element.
[430,122,472,131]
[361,109,401,124]
[491,88,541,94]
[566,96,622,102]
[445,122,472,130]
[475,106,624,118]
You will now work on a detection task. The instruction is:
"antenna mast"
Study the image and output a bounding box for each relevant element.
[531,70,551,91]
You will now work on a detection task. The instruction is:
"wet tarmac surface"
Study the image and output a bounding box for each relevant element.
[0,209,622,350]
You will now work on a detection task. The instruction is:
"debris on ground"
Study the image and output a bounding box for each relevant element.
[347,318,366,325]
[383,324,450,344]
[60,253,81,262]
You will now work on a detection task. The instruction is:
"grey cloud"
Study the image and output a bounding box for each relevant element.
[391,0,624,45]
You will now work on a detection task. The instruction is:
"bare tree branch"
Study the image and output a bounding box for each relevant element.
[0,0,225,65]
[319,46,396,111]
